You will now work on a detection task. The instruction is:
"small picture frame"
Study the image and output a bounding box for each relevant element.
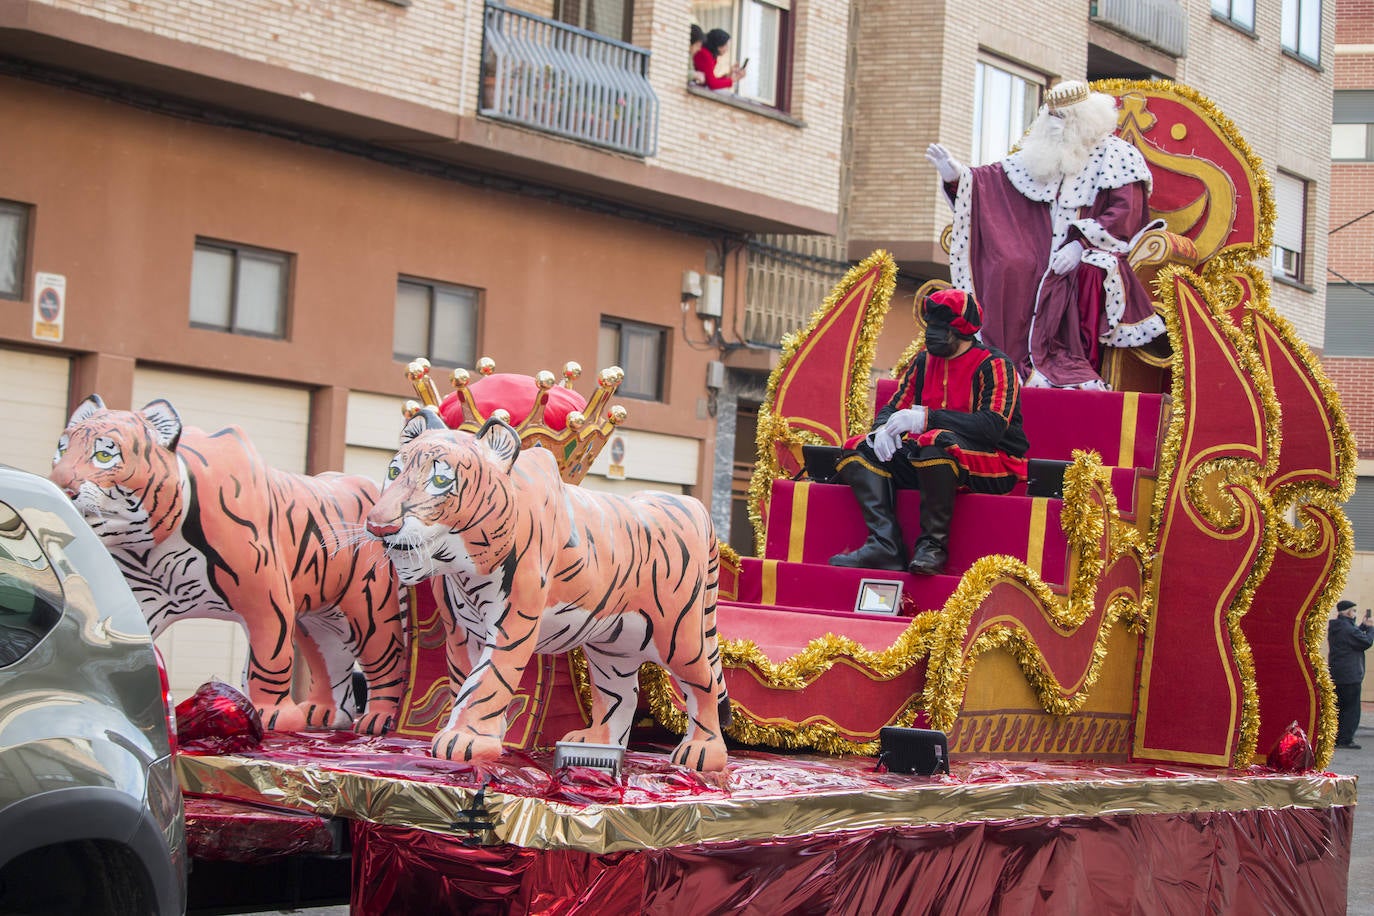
[855,578,902,615]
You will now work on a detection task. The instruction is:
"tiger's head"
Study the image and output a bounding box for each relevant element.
[365,411,525,586]
[50,394,187,550]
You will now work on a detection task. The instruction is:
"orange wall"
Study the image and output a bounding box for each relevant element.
[0,75,719,488]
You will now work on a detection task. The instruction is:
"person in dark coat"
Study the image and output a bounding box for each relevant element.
[1329,599,1374,749]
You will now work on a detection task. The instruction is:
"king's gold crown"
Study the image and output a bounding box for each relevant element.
[403,357,626,485]
[1046,80,1090,111]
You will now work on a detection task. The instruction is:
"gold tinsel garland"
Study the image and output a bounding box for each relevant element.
[1094,78,1275,262]
[745,250,898,556]
[921,451,1150,730]
[1148,258,1285,767]
[1214,264,1356,768]
[638,614,945,755]
[1293,499,1353,767]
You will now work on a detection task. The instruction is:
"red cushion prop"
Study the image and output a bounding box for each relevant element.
[439,374,588,431]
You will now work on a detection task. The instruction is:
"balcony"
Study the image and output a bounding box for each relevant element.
[480,3,659,158]
[1089,0,1188,58]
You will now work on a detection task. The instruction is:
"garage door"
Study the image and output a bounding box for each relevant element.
[345,390,408,486]
[132,368,312,699]
[585,428,697,496]
[0,347,70,476]
[133,367,311,473]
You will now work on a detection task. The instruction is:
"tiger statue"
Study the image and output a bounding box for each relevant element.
[50,394,408,734]
[365,411,731,771]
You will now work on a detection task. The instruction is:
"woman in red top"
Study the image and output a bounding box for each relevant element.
[693,28,745,90]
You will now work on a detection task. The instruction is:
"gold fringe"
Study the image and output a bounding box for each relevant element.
[922,452,1150,731]
[746,251,898,556]
[641,614,944,756]
[1212,265,1356,768]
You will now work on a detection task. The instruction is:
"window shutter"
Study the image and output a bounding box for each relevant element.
[1323,284,1374,357]
[1272,172,1305,253]
[1346,477,1374,553]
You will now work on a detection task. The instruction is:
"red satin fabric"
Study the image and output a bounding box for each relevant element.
[185,795,335,863]
[352,805,1352,915]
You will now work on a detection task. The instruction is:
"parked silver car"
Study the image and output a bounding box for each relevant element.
[0,466,186,914]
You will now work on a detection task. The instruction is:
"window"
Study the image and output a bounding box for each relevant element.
[972,59,1041,166]
[1281,0,1321,65]
[189,240,290,338]
[555,0,631,42]
[0,200,29,300]
[0,501,63,668]
[1333,91,1374,162]
[691,0,791,108]
[393,278,479,367]
[1347,477,1374,552]
[1323,284,1374,356]
[1271,171,1308,284]
[599,317,666,400]
[1210,0,1255,30]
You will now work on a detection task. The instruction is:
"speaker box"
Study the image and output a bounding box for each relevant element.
[802,445,843,483]
[878,727,949,776]
[1026,458,1071,499]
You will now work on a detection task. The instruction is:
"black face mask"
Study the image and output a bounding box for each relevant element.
[925,319,959,357]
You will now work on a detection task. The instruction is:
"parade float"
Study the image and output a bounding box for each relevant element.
[161,80,1356,913]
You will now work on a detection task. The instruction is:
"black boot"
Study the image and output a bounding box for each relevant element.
[829,462,906,571]
[908,462,956,576]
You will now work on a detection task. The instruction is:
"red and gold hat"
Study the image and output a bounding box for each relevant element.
[923,288,982,338]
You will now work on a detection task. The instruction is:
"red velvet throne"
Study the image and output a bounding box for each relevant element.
[712,80,1356,769]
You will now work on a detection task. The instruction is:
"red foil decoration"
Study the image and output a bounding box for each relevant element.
[184,795,334,863]
[1265,720,1317,773]
[175,680,264,754]
[351,806,1352,916]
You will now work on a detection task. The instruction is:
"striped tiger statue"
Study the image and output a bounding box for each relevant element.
[50,395,408,734]
[365,411,731,771]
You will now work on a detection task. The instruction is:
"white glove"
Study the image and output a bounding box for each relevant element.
[871,426,900,462]
[870,408,927,462]
[1049,241,1084,275]
[925,144,961,183]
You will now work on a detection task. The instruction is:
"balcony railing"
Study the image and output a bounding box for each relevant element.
[1090,0,1188,58]
[480,4,659,158]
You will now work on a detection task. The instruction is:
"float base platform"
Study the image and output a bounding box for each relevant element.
[175,733,1355,915]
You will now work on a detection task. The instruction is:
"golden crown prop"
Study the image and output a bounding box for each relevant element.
[403,357,627,485]
[1046,80,1091,111]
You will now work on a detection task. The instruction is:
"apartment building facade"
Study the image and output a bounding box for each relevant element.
[0,0,851,692]
[1326,0,1374,608]
[0,0,1338,692]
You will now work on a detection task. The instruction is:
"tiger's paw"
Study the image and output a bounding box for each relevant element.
[258,702,309,733]
[558,727,613,746]
[670,737,728,773]
[431,728,504,763]
[355,710,396,736]
[302,703,351,730]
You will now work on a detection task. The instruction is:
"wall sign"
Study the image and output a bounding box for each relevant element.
[32,272,65,343]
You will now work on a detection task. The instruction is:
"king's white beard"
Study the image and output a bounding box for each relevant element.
[1016,94,1120,184]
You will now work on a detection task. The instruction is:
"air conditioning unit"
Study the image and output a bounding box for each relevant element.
[1090,0,1188,58]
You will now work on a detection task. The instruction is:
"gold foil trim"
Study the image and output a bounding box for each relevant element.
[176,753,1356,855]
[747,251,898,555]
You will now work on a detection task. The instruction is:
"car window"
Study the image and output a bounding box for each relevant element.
[0,501,63,667]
